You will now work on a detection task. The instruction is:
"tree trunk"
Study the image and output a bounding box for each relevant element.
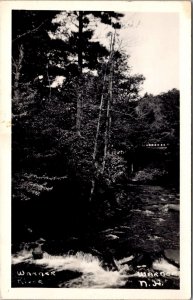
[13,44,24,102]
[92,73,107,162]
[46,62,52,99]
[102,33,114,173]
[76,11,83,136]
[102,67,112,173]
[89,33,115,201]
[78,11,83,74]
[89,72,107,202]
[76,86,82,136]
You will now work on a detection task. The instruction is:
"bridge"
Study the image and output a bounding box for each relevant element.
[141,143,169,149]
[112,143,170,156]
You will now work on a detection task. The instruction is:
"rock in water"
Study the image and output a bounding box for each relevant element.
[164,249,179,266]
[168,204,179,212]
[119,255,134,265]
[163,204,180,212]
[32,246,43,259]
[106,234,119,240]
[37,238,46,245]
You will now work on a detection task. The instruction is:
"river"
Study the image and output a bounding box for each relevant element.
[12,184,179,289]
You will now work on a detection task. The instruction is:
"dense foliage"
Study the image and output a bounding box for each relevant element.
[12,10,179,245]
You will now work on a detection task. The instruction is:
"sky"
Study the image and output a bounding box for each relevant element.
[93,12,179,96]
[120,13,179,95]
[52,11,179,96]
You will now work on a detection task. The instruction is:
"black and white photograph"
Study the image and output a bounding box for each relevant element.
[0,1,191,299]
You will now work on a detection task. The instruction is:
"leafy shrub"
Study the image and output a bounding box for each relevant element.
[131,168,168,183]
[104,153,128,186]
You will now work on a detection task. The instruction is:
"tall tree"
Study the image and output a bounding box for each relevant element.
[12,11,60,85]
[51,11,124,135]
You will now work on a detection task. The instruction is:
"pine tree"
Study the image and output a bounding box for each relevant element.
[51,11,124,135]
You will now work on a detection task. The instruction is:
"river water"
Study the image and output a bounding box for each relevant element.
[12,184,179,289]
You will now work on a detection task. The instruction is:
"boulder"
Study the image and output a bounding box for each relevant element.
[105,234,119,240]
[32,245,43,259]
[167,204,180,212]
[163,204,179,212]
[164,249,179,266]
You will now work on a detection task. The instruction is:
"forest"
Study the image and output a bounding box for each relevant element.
[12,10,180,289]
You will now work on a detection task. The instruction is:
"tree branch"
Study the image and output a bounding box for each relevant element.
[12,20,47,43]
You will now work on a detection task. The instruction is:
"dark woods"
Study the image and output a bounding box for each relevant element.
[12,11,179,253]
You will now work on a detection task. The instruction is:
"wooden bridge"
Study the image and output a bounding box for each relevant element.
[141,143,169,149]
[112,143,170,155]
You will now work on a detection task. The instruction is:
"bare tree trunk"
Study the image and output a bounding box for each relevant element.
[46,62,52,99]
[89,179,96,202]
[13,44,24,102]
[92,74,107,163]
[89,72,107,202]
[102,96,110,172]
[102,33,115,173]
[76,86,82,136]
[76,11,83,136]
[102,68,112,173]
[89,32,115,202]
[78,11,83,74]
